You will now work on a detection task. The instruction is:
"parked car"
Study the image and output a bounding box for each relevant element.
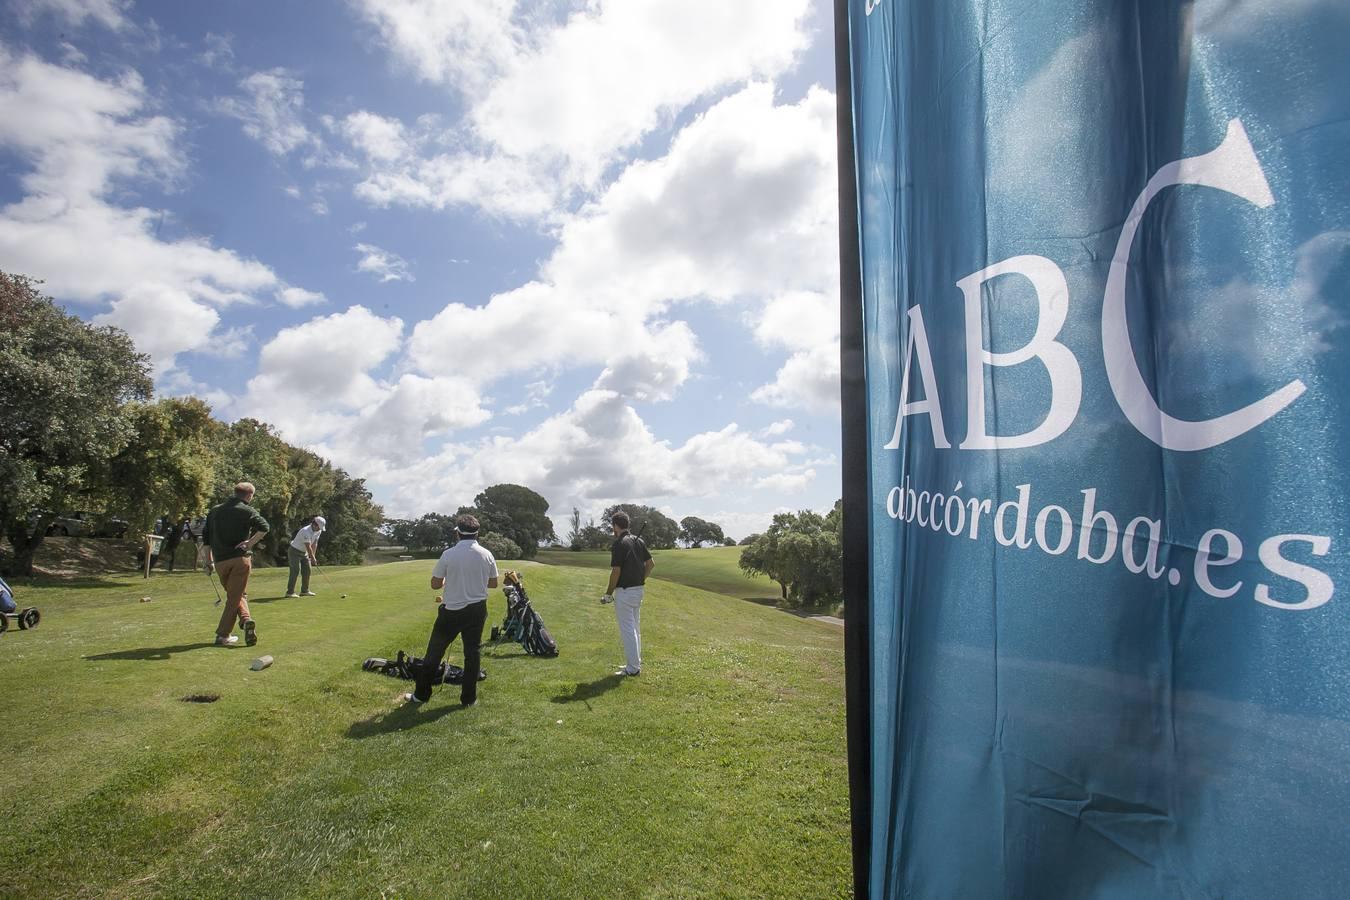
[42,511,129,539]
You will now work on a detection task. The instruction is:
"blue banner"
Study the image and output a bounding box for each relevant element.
[846,1,1350,896]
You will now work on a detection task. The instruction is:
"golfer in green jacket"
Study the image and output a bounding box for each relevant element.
[203,482,270,647]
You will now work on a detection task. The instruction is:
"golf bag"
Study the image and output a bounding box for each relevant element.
[362,650,485,684]
[491,571,558,657]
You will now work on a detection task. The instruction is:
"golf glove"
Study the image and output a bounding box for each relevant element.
[600,593,614,604]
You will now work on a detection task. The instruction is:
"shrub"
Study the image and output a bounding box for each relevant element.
[478,531,523,560]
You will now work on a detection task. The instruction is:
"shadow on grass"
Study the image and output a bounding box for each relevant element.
[84,641,217,661]
[246,594,298,605]
[346,699,468,739]
[551,674,625,705]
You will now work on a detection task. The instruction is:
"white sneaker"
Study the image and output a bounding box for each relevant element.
[215,634,239,647]
[285,593,299,598]
[302,591,317,596]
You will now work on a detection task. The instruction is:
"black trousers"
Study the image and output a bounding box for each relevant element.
[413,600,487,704]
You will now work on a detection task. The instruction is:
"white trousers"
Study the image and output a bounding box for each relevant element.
[613,585,644,673]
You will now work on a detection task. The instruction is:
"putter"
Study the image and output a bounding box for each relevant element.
[202,563,223,606]
[313,563,347,598]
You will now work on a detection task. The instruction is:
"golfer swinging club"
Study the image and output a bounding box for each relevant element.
[601,510,653,677]
[406,514,498,706]
[285,515,325,597]
[202,481,270,647]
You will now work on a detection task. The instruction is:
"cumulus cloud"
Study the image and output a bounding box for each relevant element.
[0,46,302,375]
[354,242,414,282]
[750,290,840,415]
[228,307,494,472]
[751,341,840,415]
[352,0,519,94]
[363,389,812,519]
[347,0,815,217]
[406,83,836,411]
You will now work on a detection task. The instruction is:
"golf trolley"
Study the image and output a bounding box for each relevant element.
[0,574,39,638]
[0,607,40,636]
[488,570,558,657]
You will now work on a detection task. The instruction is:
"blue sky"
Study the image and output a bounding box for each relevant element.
[0,0,842,539]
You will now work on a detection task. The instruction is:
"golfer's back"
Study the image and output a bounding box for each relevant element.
[432,539,498,610]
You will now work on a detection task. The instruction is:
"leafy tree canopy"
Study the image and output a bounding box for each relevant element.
[602,504,679,549]
[679,515,725,548]
[471,483,555,558]
[738,504,842,608]
[0,272,151,574]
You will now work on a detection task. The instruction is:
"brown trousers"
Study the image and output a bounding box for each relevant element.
[214,555,253,638]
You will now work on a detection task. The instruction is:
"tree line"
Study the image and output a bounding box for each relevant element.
[0,271,383,575]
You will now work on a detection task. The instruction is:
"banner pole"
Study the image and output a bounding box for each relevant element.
[835,1,872,896]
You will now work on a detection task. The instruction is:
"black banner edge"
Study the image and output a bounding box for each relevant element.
[834,1,872,897]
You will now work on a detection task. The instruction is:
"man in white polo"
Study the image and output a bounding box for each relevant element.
[285,515,325,597]
[407,514,498,706]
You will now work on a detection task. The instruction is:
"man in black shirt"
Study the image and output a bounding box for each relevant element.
[602,510,653,676]
[202,482,270,647]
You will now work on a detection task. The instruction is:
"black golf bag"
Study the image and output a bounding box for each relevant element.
[362,650,486,684]
[490,571,558,657]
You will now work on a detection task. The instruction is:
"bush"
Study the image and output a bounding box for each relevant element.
[478,531,523,560]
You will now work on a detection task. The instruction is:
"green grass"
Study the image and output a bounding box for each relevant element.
[535,546,782,602]
[0,559,848,898]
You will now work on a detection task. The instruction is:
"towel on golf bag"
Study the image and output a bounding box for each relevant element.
[493,571,558,657]
[361,650,486,683]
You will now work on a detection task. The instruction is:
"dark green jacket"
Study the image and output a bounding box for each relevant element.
[203,497,270,562]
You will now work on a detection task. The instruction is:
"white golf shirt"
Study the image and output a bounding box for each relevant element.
[291,524,322,553]
[432,538,498,610]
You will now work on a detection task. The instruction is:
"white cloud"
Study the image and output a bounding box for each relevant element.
[471,0,813,187]
[353,0,519,94]
[340,110,411,163]
[752,341,840,415]
[59,41,87,64]
[760,419,794,437]
[347,0,816,217]
[15,0,129,30]
[192,324,254,359]
[406,83,837,413]
[754,291,836,351]
[592,320,702,402]
[354,242,414,282]
[275,285,327,308]
[364,388,810,519]
[0,47,303,375]
[231,306,493,472]
[341,109,558,219]
[750,290,840,415]
[218,68,316,157]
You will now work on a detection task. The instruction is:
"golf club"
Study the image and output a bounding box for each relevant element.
[202,561,223,606]
[313,563,347,598]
